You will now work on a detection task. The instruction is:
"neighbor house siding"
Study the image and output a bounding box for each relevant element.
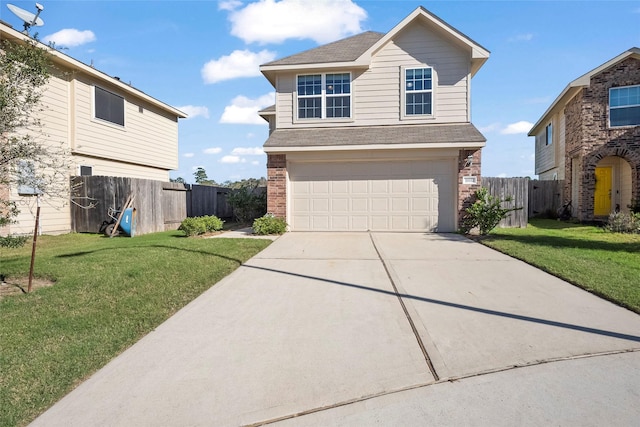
[275,21,470,129]
[72,155,170,181]
[72,76,179,170]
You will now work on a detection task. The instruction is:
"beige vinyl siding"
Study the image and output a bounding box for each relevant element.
[535,116,556,177]
[72,76,178,170]
[557,114,566,180]
[9,188,71,236]
[275,21,470,129]
[73,155,169,181]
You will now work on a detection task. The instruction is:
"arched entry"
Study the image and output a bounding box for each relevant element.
[593,156,633,215]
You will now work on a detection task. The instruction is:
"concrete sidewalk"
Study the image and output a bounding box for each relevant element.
[30,233,640,426]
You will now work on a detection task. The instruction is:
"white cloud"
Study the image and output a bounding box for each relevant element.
[501,121,534,135]
[220,155,247,164]
[177,105,209,119]
[497,173,507,178]
[508,33,534,42]
[231,147,265,156]
[251,160,260,166]
[202,49,276,84]
[228,0,367,44]
[191,165,204,170]
[203,147,223,154]
[43,29,96,47]
[220,92,275,125]
[478,123,500,133]
[183,153,195,158]
[218,0,242,11]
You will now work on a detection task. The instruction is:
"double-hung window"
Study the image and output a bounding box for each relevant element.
[297,73,351,120]
[610,85,640,127]
[94,86,125,126]
[405,67,433,116]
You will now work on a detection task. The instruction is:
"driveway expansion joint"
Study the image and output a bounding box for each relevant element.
[368,232,440,381]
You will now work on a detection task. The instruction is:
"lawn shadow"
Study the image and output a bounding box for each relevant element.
[56,245,244,265]
[242,263,640,344]
[484,233,640,254]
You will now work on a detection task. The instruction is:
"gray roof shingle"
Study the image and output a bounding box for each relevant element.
[262,31,385,66]
[264,124,486,148]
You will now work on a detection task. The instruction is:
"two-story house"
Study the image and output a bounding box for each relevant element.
[259,6,489,232]
[529,48,640,220]
[1,22,186,235]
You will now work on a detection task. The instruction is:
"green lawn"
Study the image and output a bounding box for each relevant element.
[0,231,271,427]
[480,219,640,314]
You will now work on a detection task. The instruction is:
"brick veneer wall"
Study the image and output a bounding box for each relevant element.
[563,57,640,220]
[266,154,287,218]
[457,149,482,225]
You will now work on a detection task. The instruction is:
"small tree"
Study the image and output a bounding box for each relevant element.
[460,187,522,235]
[193,167,217,186]
[1,36,69,245]
[227,184,267,223]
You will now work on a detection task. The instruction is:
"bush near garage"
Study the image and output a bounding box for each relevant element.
[178,216,224,237]
[252,214,287,235]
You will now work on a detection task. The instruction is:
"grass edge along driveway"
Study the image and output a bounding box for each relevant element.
[0,231,271,427]
[479,219,640,314]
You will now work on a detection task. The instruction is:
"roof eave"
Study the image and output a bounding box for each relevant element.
[261,60,370,85]
[0,24,187,119]
[264,141,486,153]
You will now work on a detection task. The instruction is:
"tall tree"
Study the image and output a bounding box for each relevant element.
[193,167,216,186]
[1,36,68,235]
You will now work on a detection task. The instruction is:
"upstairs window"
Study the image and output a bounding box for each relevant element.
[95,86,125,126]
[610,85,640,127]
[297,73,351,120]
[405,67,433,116]
[545,123,553,146]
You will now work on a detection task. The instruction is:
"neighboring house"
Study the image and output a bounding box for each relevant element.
[259,6,489,232]
[0,22,186,235]
[529,48,640,220]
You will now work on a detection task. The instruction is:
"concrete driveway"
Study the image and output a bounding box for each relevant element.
[31,233,640,426]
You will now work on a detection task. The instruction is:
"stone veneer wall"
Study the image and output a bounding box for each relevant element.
[266,154,287,218]
[457,149,482,225]
[564,57,640,220]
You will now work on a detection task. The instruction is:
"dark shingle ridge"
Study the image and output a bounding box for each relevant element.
[262,31,385,66]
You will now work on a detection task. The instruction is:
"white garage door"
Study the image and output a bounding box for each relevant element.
[289,159,456,232]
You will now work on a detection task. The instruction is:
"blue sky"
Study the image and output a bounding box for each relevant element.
[3,0,640,183]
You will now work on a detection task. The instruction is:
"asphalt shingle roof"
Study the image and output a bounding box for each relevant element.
[262,31,385,66]
[264,124,486,148]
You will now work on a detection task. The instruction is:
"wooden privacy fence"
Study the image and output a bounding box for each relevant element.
[480,178,565,228]
[482,177,529,228]
[71,176,233,235]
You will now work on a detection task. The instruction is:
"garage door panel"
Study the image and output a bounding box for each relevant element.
[289,160,455,232]
[371,198,389,212]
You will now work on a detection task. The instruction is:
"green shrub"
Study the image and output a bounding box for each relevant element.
[0,234,29,248]
[202,215,224,232]
[253,214,287,235]
[228,185,267,223]
[460,187,522,235]
[605,212,640,234]
[178,217,206,236]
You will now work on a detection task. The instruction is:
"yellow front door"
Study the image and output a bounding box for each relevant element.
[594,167,612,216]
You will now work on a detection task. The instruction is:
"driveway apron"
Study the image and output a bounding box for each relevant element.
[30,232,640,426]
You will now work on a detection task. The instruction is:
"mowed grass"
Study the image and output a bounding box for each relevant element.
[0,231,271,427]
[480,219,640,313]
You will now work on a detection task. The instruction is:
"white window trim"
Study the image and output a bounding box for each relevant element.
[92,85,126,129]
[294,72,353,123]
[609,84,640,128]
[401,65,435,120]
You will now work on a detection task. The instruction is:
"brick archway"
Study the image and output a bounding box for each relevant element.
[582,144,640,219]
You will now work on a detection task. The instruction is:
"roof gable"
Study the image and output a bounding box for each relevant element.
[529,47,640,136]
[260,6,489,84]
[358,6,489,76]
